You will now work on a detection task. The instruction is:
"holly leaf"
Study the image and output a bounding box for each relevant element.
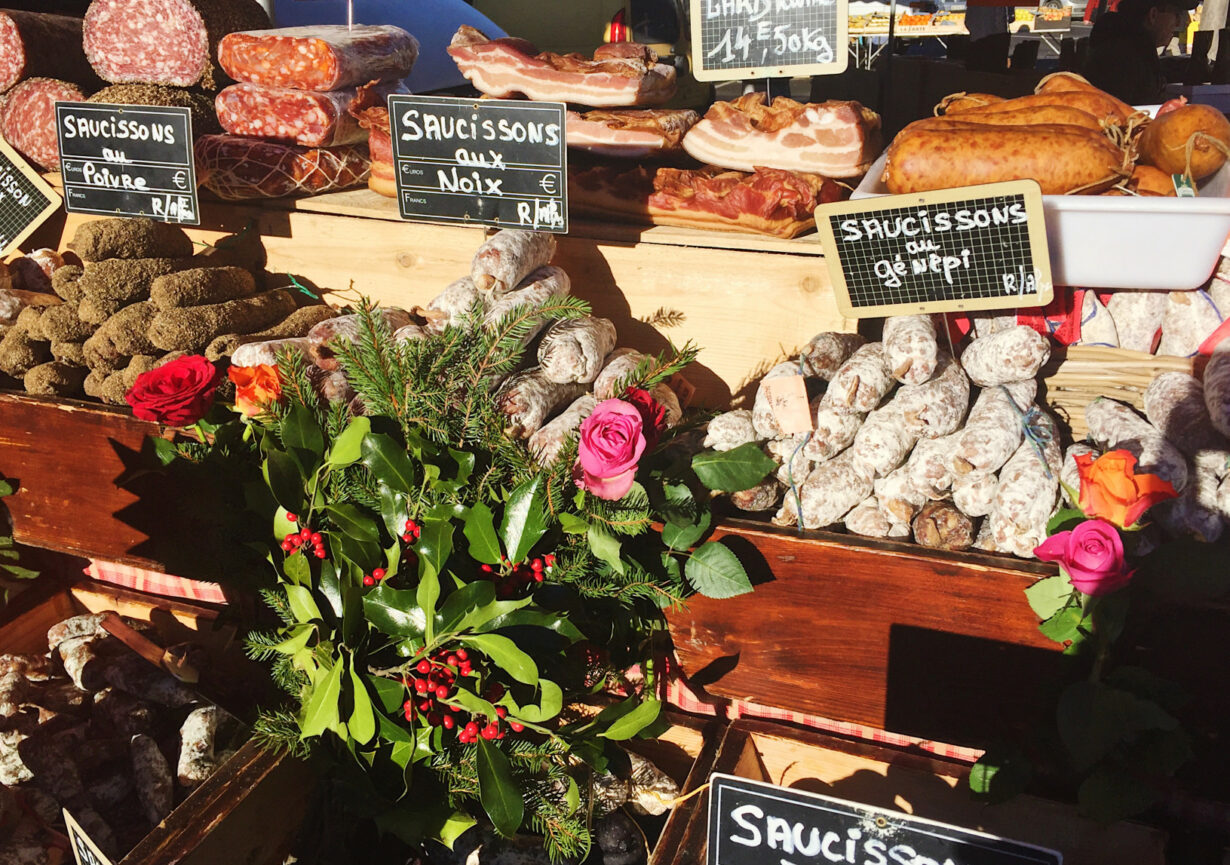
[285,584,322,623]
[1024,574,1074,621]
[685,541,752,598]
[476,738,524,837]
[263,451,303,512]
[362,433,418,494]
[461,633,538,685]
[436,580,496,635]
[370,675,406,714]
[969,743,1032,804]
[587,524,624,576]
[363,584,427,639]
[282,404,325,458]
[500,476,547,565]
[416,508,455,580]
[476,609,584,642]
[510,678,562,724]
[300,659,343,739]
[327,504,380,544]
[691,443,776,492]
[558,513,589,535]
[1077,765,1162,822]
[328,416,371,468]
[347,657,377,745]
[417,569,440,644]
[598,698,662,740]
[463,502,502,565]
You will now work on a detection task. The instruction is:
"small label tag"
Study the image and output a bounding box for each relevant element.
[763,374,813,434]
[1173,174,1197,197]
[64,809,114,865]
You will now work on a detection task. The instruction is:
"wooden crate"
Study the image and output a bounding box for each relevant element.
[0,579,313,865]
[652,719,1167,865]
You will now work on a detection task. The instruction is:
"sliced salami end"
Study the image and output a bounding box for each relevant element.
[0,11,99,93]
[217,25,419,91]
[215,81,406,148]
[0,77,84,171]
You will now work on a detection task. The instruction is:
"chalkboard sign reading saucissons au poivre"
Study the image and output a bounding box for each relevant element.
[690,0,849,80]
[0,136,61,257]
[388,94,567,233]
[708,774,1063,865]
[55,102,199,226]
[815,180,1053,318]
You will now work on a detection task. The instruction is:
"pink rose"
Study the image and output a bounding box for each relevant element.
[576,399,646,500]
[1034,519,1133,596]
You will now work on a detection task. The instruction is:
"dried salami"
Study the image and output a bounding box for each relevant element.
[773,450,872,529]
[1157,290,1223,357]
[0,77,83,170]
[71,218,193,263]
[481,266,571,347]
[306,309,414,370]
[494,367,586,439]
[1204,345,1230,439]
[89,83,221,135]
[1085,396,1189,492]
[424,277,484,333]
[799,331,865,380]
[821,342,893,414]
[1107,292,1166,353]
[230,337,310,368]
[894,353,970,439]
[1155,466,1224,543]
[216,81,408,148]
[882,314,938,385]
[218,25,419,91]
[83,0,269,89]
[986,410,1061,558]
[529,394,596,467]
[538,316,618,384]
[0,11,99,93]
[913,501,975,551]
[1076,291,1119,347]
[845,495,908,539]
[148,290,297,352]
[1144,371,1230,474]
[849,398,917,478]
[703,409,757,452]
[873,464,925,524]
[731,478,782,512]
[803,402,864,462]
[951,380,1037,475]
[767,434,812,487]
[952,471,997,518]
[593,349,645,400]
[195,134,370,200]
[907,432,960,499]
[472,230,558,296]
[959,325,1050,386]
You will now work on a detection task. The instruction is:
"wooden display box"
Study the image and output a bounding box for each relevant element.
[652,719,1167,865]
[0,579,314,865]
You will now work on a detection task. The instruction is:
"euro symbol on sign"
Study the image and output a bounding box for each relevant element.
[539,174,557,194]
[172,171,187,189]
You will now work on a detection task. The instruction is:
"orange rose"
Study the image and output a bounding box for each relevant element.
[228,364,282,417]
[1074,449,1177,527]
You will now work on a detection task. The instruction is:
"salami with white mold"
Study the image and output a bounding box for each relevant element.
[773,450,872,529]
[424,277,484,333]
[821,342,893,414]
[799,331,865,380]
[1157,290,1222,357]
[1107,292,1166,353]
[752,362,803,439]
[845,495,909,539]
[1144,371,1230,474]
[952,471,997,518]
[951,380,1038,475]
[481,265,571,347]
[873,464,926,524]
[913,501,975,551]
[538,317,618,384]
[907,432,960,499]
[850,398,918,478]
[593,349,645,400]
[803,403,863,462]
[883,314,937,385]
[529,394,596,467]
[1204,345,1230,439]
[703,409,757,452]
[494,368,586,439]
[307,309,414,370]
[472,230,558,296]
[1156,467,1224,542]
[959,326,1050,386]
[1085,396,1189,492]
[986,409,1062,558]
[894,352,970,438]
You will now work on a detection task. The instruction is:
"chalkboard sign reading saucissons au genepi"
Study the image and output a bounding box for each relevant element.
[388,94,567,234]
[708,774,1063,865]
[815,180,1054,318]
[0,136,61,257]
[690,0,849,81]
[55,102,199,226]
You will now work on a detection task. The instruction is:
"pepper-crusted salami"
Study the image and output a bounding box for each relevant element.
[799,331,865,380]
[1144,371,1230,474]
[149,266,257,310]
[894,353,970,439]
[195,135,370,200]
[83,0,269,89]
[0,12,99,92]
[703,409,758,452]
[822,342,893,414]
[1204,345,1230,439]
[89,83,221,135]
[71,218,193,263]
[472,230,558,296]
[148,290,298,353]
[960,325,1050,386]
[0,77,83,170]
[951,380,1038,475]
[529,394,596,467]
[773,450,873,529]
[538,316,618,384]
[883,314,938,385]
[207,304,338,361]
[1085,396,1189,492]
[494,367,586,439]
[216,81,408,148]
[752,362,803,439]
[1107,292,1166,353]
[218,25,419,90]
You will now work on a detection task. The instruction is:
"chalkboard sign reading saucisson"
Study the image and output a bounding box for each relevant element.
[815,180,1053,318]
[55,102,199,226]
[388,94,568,233]
[708,774,1063,865]
[0,136,60,256]
[63,809,114,865]
[690,0,849,80]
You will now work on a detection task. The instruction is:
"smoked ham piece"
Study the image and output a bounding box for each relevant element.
[446,25,676,107]
[565,108,699,158]
[681,93,881,178]
[569,164,847,238]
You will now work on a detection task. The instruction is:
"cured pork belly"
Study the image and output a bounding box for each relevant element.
[565,108,698,158]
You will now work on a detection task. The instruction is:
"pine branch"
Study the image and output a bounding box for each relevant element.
[251,709,312,759]
[610,340,701,396]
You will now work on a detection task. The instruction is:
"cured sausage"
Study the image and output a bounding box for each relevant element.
[883,123,1127,195]
[799,331,865,380]
[1204,345,1230,439]
[0,11,99,92]
[773,450,873,529]
[913,501,975,551]
[1034,71,1136,120]
[195,135,370,200]
[71,217,194,263]
[952,471,998,518]
[148,289,297,352]
[874,464,926,524]
[494,367,586,439]
[1085,396,1189,492]
[529,394,596,466]
[804,404,863,462]
[216,81,408,148]
[949,90,1129,123]
[537,316,617,384]
[149,266,257,310]
[89,83,221,135]
[895,353,970,438]
[850,398,918,478]
[845,495,909,539]
[1156,290,1223,358]
[821,342,893,414]
[703,409,758,452]
[936,92,1005,114]
[906,432,960,499]
[218,25,419,91]
[1138,103,1230,180]
[959,326,1050,387]
[306,309,413,370]
[916,105,1104,132]
[1107,292,1166,353]
[471,230,558,296]
[752,361,804,439]
[951,380,1038,475]
[883,314,938,385]
[986,409,1061,559]
[593,348,645,400]
[481,265,571,348]
[83,0,269,89]
[0,77,84,171]
[1077,291,1119,347]
[423,277,484,333]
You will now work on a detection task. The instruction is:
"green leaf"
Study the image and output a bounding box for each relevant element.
[461,634,538,685]
[318,560,343,619]
[691,443,777,492]
[500,476,547,565]
[1047,507,1086,536]
[285,584,322,623]
[661,509,711,551]
[564,777,580,815]
[282,551,310,586]
[1077,765,1162,822]
[417,569,440,644]
[273,507,297,542]
[362,433,418,494]
[328,416,371,467]
[327,504,380,544]
[282,404,325,457]
[271,624,313,655]
[300,659,343,739]
[1038,606,1087,646]
[461,597,533,634]
[599,698,662,740]
[377,712,413,745]
[969,744,1032,804]
[449,687,500,721]
[416,509,455,581]
[437,811,477,850]
[371,675,406,714]
[363,585,427,638]
[263,451,303,512]
[448,449,475,486]
[477,609,584,642]
[476,738,524,837]
[685,541,753,599]
[0,565,37,581]
[378,484,410,542]
[347,657,377,745]
[436,581,496,634]
[463,503,502,565]
[1024,575,1075,621]
[588,524,624,576]
[510,678,562,724]
[558,513,589,535]
[1058,681,1178,772]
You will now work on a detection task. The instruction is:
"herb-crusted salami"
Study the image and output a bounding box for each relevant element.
[0,11,99,92]
[148,290,297,352]
[538,316,617,384]
[206,304,338,361]
[821,342,893,414]
[218,25,419,91]
[472,230,558,296]
[71,218,193,263]
[959,326,1050,386]
[494,367,586,439]
[799,331,865,380]
[883,314,938,385]
[0,77,84,170]
[149,267,256,310]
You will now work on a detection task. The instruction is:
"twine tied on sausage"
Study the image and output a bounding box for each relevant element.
[999,384,1054,479]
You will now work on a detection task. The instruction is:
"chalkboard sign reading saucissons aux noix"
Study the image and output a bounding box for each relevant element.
[690,0,849,81]
[389,94,567,234]
[815,180,1053,318]
[55,102,199,225]
[708,774,1063,865]
[0,136,61,257]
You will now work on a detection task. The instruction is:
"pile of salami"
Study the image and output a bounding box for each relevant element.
[707,313,1230,557]
[197,24,419,200]
[0,613,241,861]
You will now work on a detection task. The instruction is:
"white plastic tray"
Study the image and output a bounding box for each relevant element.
[849,151,1230,290]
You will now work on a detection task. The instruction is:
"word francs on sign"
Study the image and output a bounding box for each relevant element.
[708,774,1063,865]
[55,102,199,225]
[0,136,61,257]
[815,180,1053,318]
[690,0,849,80]
[388,94,567,233]
[63,809,114,865]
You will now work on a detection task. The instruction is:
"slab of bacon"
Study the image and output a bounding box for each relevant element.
[351,85,395,197]
[569,163,848,238]
[565,108,699,158]
[447,26,676,108]
[681,93,882,179]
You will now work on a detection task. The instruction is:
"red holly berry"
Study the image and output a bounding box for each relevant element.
[280,540,293,552]
[464,722,479,737]
[481,725,497,740]
[362,575,374,586]
[531,558,543,572]
[290,535,303,547]
[442,714,455,730]
[416,660,431,675]
[427,712,443,727]
[372,568,386,580]
[448,703,462,713]
[413,679,428,694]
[445,654,458,667]
[419,699,433,712]
[286,513,298,523]
[480,564,493,573]
[456,650,468,661]
[435,685,449,700]
[314,548,326,559]
[509,722,525,733]
[404,706,414,721]
[300,527,312,539]
[310,533,323,545]
[495,707,507,718]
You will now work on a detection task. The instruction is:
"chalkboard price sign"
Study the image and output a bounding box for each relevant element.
[64,809,114,865]
[55,102,199,225]
[690,0,849,80]
[0,136,60,256]
[708,774,1063,865]
[815,180,1053,318]
[388,94,567,233]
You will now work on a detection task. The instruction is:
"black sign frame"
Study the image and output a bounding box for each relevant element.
[388,94,567,234]
[55,101,199,226]
[815,180,1053,318]
[708,773,1063,865]
[689,0,850,80]
[64,808,113,865]
[0,136,61,256]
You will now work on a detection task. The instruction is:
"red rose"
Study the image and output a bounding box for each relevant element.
[125,355,222,426]
[623,387,668,448]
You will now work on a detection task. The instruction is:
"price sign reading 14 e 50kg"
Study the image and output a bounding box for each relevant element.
[815,180,1053,318]
[55,102,198,225]
[690,0,849,80]
[388,94,567,233]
